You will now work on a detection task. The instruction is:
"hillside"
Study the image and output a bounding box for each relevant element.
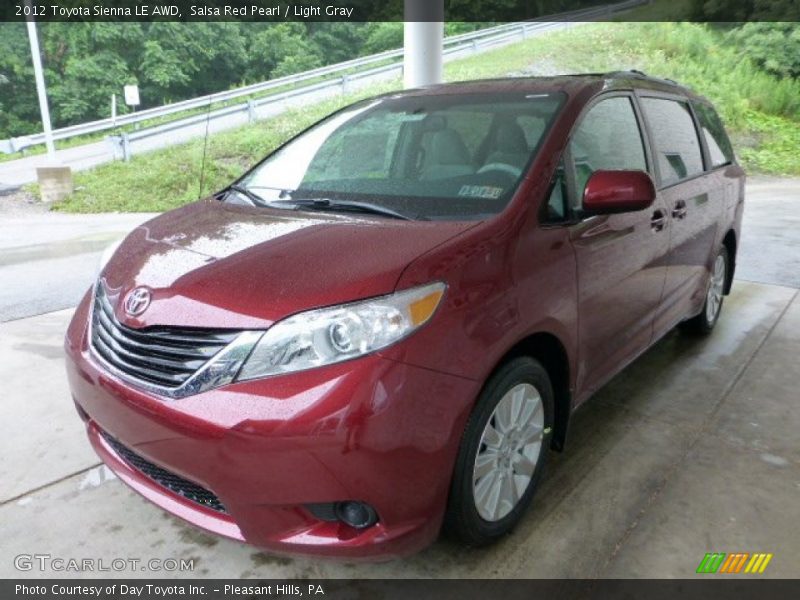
[42,22,800,213]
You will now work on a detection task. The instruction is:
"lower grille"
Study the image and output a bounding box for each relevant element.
[101,430,227,514]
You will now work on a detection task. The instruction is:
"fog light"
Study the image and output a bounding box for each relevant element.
[334,501,378,529]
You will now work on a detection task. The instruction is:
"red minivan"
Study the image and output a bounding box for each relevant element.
[65,71,744,559]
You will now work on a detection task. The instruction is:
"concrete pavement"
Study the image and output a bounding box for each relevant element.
[736,176,800,289]
[0,281,797,578]
[0,211,157,322]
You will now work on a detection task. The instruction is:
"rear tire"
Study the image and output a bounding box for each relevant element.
[681,246,729,335]
[444,357,554,546]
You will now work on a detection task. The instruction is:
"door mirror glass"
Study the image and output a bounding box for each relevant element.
[583,170,656,215]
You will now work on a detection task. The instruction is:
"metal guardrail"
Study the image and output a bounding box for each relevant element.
[2,0,645,158]
[106,23,551,161]
[2,21,537,153]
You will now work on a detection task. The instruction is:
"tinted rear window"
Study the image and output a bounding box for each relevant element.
[641,97,704,187]
[694,103,735,168]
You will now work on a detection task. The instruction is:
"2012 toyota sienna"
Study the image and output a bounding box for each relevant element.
[65,71,745,559]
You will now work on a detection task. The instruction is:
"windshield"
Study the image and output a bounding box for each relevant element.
[238,91,565,221]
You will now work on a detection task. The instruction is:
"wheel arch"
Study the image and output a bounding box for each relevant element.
[494,332,572,453]
[722,229,737,294]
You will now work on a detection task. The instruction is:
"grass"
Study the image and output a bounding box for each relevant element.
[49,85,399,213]
[40,22,800,213]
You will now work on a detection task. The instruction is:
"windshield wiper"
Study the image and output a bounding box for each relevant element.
[279,198,417,221]
[227,184,267,206]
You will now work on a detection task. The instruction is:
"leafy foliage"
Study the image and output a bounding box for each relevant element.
[3,18,796,141]
[0,22,425,138]
[729,23,800,79]
[690,0,800,21]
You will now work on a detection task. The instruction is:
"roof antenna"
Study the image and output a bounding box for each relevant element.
[197,99,212,199]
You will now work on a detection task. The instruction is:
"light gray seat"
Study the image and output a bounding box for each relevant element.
[483,120,530,171]
[420,129,474,180]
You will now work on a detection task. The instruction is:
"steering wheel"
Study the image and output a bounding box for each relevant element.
[477,162,523,179]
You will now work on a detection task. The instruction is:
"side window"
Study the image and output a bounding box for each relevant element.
[641,98,704,186]
[693,103,735,168]
[569,96,647,208]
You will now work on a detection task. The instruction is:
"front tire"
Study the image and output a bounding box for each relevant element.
[681,246,729,335]
[444,357,554,546]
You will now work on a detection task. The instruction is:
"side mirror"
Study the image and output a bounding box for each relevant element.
[582,170,656,215]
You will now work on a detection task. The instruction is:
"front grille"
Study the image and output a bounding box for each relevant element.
[91,284,239,389]
[101,430,227,514]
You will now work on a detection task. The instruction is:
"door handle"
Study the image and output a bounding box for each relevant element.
[672,200,688,220]
[651,210,666,232]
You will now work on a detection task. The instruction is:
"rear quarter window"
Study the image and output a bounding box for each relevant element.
[693,103,735,168]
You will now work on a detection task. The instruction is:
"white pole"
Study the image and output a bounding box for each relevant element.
[111,93,117,126]
[25,14,56,159]
[403,0,444,89]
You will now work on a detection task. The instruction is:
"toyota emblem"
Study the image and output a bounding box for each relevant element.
[123,287,152,316]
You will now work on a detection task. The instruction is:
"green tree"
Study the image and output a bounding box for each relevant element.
[45,23,139,122]
[2,20,507,138]
[363,23,404,54]
[306,23,372,62]
[0,23,39,136]
[246,24,322,81]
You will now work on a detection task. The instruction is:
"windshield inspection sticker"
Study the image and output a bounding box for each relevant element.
[458,185,504,199]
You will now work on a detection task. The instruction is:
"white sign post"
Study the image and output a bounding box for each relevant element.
[124,84,140,130]
[123,84,140,111]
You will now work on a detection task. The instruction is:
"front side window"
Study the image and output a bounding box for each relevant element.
[238,93,565,221]
[641,97,704,186]
[543,160,568,222]
[693,102,735,168]
[569,96,647,209]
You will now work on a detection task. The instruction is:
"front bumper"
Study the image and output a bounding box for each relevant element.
[65,294,477,559]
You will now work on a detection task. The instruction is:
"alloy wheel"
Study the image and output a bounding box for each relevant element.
[472,383,544,522]
[705,253,726,323]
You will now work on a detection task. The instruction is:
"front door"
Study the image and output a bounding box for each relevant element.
[566,94,670,400]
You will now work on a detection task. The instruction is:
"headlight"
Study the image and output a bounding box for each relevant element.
[236,281,446,381]
[97,239,123,275]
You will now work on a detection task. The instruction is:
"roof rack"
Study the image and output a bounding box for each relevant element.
[605,70,681,87]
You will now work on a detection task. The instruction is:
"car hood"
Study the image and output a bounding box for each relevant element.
[101,199,476,329]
